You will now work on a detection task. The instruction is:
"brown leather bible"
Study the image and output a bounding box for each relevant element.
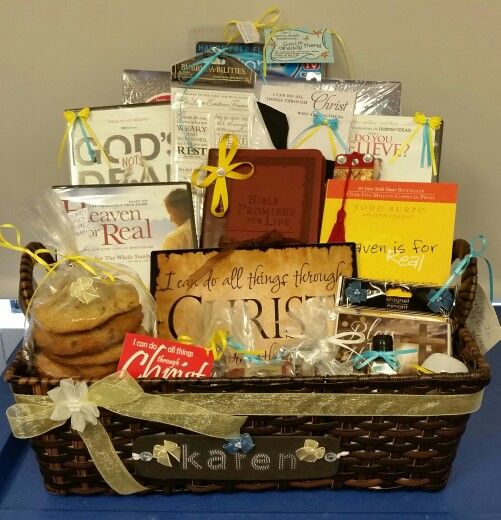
[201,148,326,247]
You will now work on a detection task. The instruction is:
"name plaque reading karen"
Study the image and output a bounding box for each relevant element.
[133,435,342,481]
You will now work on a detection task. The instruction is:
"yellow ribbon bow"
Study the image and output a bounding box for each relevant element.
[224,6,281,43]
[0,224,52,271]
[205,329,265,362]
[390,112,442,176]
[0,224,160,321]
[191,134,254,218]
[58,107,110,167]
[295,439,326,463]
[152,440,181,467]
[6,371,246,495]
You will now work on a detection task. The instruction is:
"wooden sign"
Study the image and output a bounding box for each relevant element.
[151,244,356,362]
[133,435,342,481]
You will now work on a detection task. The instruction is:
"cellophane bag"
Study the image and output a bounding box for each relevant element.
[18,190,156,380]
[277,296,355,376]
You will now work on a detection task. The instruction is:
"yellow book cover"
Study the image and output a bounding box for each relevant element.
[320,180,457,285]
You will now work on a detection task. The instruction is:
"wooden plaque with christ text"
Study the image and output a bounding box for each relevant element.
[151,243,356,364]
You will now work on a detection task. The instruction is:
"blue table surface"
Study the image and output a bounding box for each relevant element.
[1,326,500,520]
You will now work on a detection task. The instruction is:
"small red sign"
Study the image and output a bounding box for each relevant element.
[118,332,213,379]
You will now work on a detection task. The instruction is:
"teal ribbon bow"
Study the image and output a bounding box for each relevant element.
[420,119,431,169]
[313,111,340,133]
[354,348,418,372]
[226,336,263,363]
[73,118,96,163]
[429,235,494,305]
[183,47,230,86]
[292,110,348,158]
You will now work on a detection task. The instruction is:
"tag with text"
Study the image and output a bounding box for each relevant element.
[118,332,214,379]
[465,284,501,354]
[236,21,261,44]
[265,27,334,63]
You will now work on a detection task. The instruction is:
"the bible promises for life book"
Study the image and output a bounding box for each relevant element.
[201,148,326,247]
[320,180,457,285]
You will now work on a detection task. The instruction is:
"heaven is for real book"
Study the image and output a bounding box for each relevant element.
[320,180,457,285]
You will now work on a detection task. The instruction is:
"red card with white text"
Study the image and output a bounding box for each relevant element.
[118,332,214,379]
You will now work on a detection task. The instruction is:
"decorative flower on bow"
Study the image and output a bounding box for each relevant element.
[57,107,110,167]
[291,110,348,160]
[390,111,442,176]
[344,281,368,304]
[223,433,255,455]
[295,439,325,463]
[427,288,454,314]
[69,276,99,304]
[353,348,418,372]
[152,440,181,467]
[191,134,254,217]
[48,379,99,433]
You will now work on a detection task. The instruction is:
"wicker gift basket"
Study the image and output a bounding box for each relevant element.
[5,239,490,494]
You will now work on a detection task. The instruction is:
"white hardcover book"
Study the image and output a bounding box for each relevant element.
[259,84,356,161]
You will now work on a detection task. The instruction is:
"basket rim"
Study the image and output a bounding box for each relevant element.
[5,328,490,392]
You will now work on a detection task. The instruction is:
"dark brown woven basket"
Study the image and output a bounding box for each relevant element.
[5,239,490,494]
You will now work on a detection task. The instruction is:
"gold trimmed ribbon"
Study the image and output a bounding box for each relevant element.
[58,107,110,167]
[153,440,181,467]
[6,371,483,495]
[167,390,484,417]
[191,134,254,218]
[7,372,246,494]
[225,6,281,43]
[389,112,442,176]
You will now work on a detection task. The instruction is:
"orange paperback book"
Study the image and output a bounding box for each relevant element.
[320,180,457,285]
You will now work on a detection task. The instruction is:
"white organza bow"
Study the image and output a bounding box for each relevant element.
[48,379,100,432]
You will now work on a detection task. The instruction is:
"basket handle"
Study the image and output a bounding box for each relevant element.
[18,242,55,316]
[451,238,477,327]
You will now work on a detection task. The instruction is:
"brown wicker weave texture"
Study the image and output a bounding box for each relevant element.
[4,239,490,495]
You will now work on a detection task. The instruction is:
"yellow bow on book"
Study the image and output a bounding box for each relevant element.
[57,107,110,167]
[224,6,281,43]
[191,134,254,218]
[390,111,442,176]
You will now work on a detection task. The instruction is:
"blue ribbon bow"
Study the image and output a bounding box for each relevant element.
[429,235,494,305]
[312,110,340,133]
[354,348,418,372]
[223,433,255,455]
[344,281,368,304]
[292,110,348,157]
[226,336,263,363]
[421,119,431,168]
[182,47,230,86]
[427,288,454,314]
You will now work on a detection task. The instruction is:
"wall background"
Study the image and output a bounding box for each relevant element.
[1,0,499,299]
